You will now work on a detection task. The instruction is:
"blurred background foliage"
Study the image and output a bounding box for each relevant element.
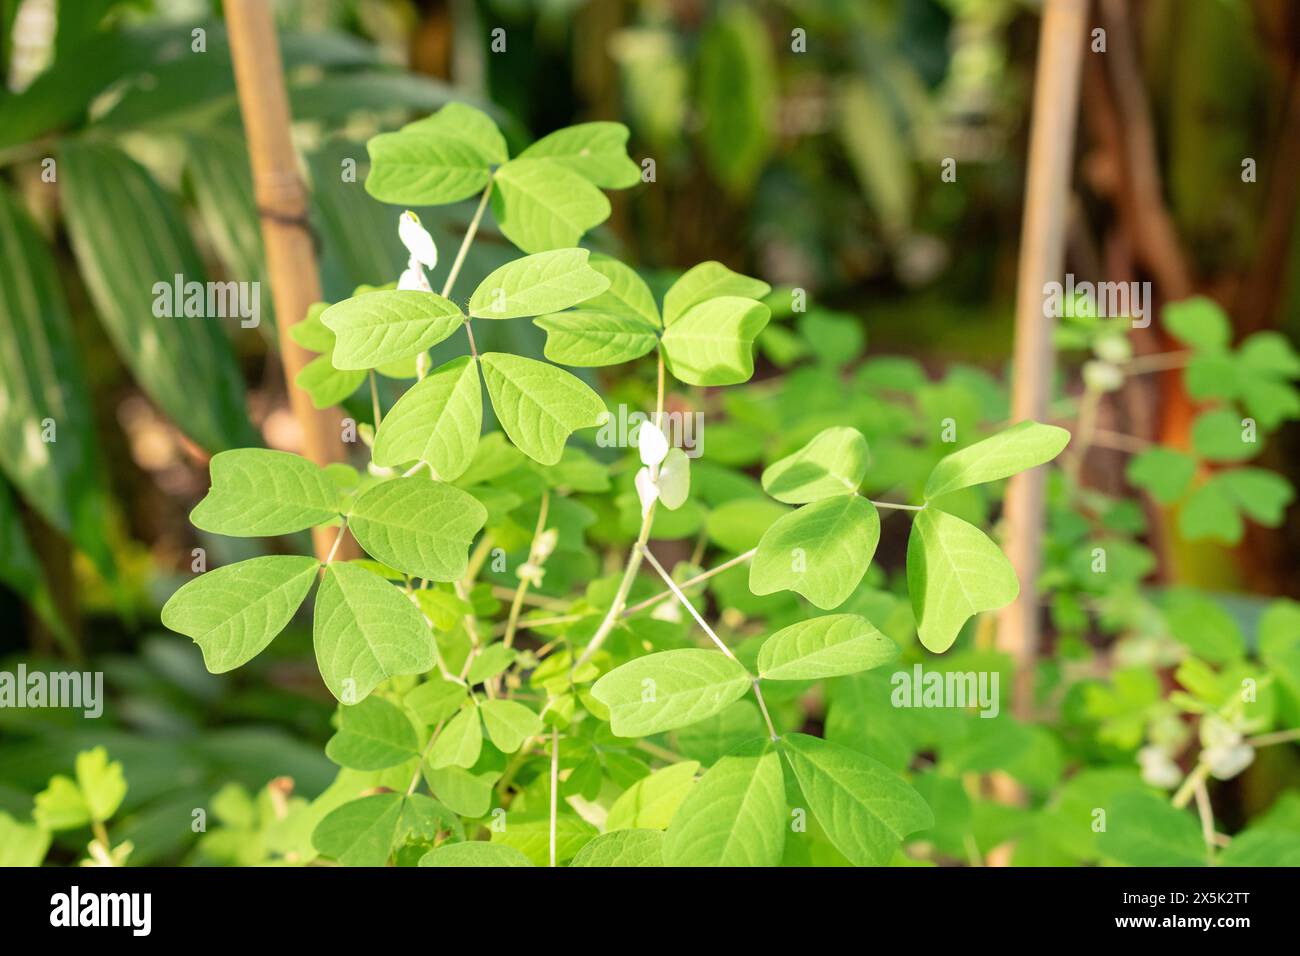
[1,0,1299,864]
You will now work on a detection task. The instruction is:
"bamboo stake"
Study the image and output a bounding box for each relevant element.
[224,0,352,561]
[998,0,1089,719]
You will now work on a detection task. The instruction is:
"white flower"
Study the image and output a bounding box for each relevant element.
[1205,743,1254,781]
[1138,745,1182,790]
[398,259,431,292]
[634,465,659,516]
[399,210,438,269]
[637,420,669,467]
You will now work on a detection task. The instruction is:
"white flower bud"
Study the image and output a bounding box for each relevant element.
[637,420,669,467]
[399,210,438,269]
[634,466,658,516]
[1082,360,1124,392]
[1138,744,1182,789]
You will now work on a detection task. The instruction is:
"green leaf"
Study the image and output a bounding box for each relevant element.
[584,255,660,328]
[1191,409,1256,462]
[662,297,771,386]
[658,449,691,510]
[365,130,492,205]
[1126,447,1197,504]
[1163,591,1245,664]
[757,614,898,681]
[33,776,90,831]
[663,262,771,327]
[420,841,534,867]
[1178,478,1243,544]
[311,793,405,867]
[183,131,273,336]
[426,766,501,818]
[468,249,610,319]
[907,508,1019,653]
[405,677,468,726]
[322,290,463,370]
[799,310,865,366]
[348,478,487,581]
[1217,829,1300,867]
[0,812,49,866]
[749,496,880,609]
[924,422,1070,500]
[490,158,611,254]
[372,356,481,480]
[296,354,366,409]
[492,814,597,865]
[1240,331,1300,376]
[429,704,483,770]
[162,555,319,673]
[517,122,639,188]
[535,310,660,367]
[191,449,339,536]
[697,6,774,196]
[291,302,335,352]
[479,699,543,753]
[60,142,255,452]
[1097,791,1205,867]
[591,649,754,737]
[401,102,508,165]
[663,749,786,866]
[781,733,932,867]
[75,747,127,823]
[479,353,608,465]
[0,186,111,577]
[325,696,420,770]
[705,498,787,552]
[607,762,700,830]
[1163,296,1231,351]
[313,562,436,702]
[467,644,517,684]
[570,829,664,866]
[761,427,869,503]
[1217,468,1293,526]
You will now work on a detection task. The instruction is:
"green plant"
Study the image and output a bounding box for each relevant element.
[159,103,1071,867]
[1,746,130,867]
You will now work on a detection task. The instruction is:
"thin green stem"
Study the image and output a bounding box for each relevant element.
[504,491,550,650]
[1172,760,1210,810]
[91,821,112,857]
[1122,350,1192,375]
[490,584,569,612]
[1245,727,1300,747]
[492,612,584,638]
[548,726,560,868]
[1193,778,1218,862]
[464,534,495,587]
[640,547,736,661]
[323,519,349,565]
[369,370,382,428]
[622,547,757,618]
[635,739,685,763]
[440,181,493,299]
[407,717,448,795]
[573,351,667,670]
[871,500,925,512]
[641,545,778,741]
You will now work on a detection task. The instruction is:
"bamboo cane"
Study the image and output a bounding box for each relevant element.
[224,0,353,561]
[998,0,1089,718]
